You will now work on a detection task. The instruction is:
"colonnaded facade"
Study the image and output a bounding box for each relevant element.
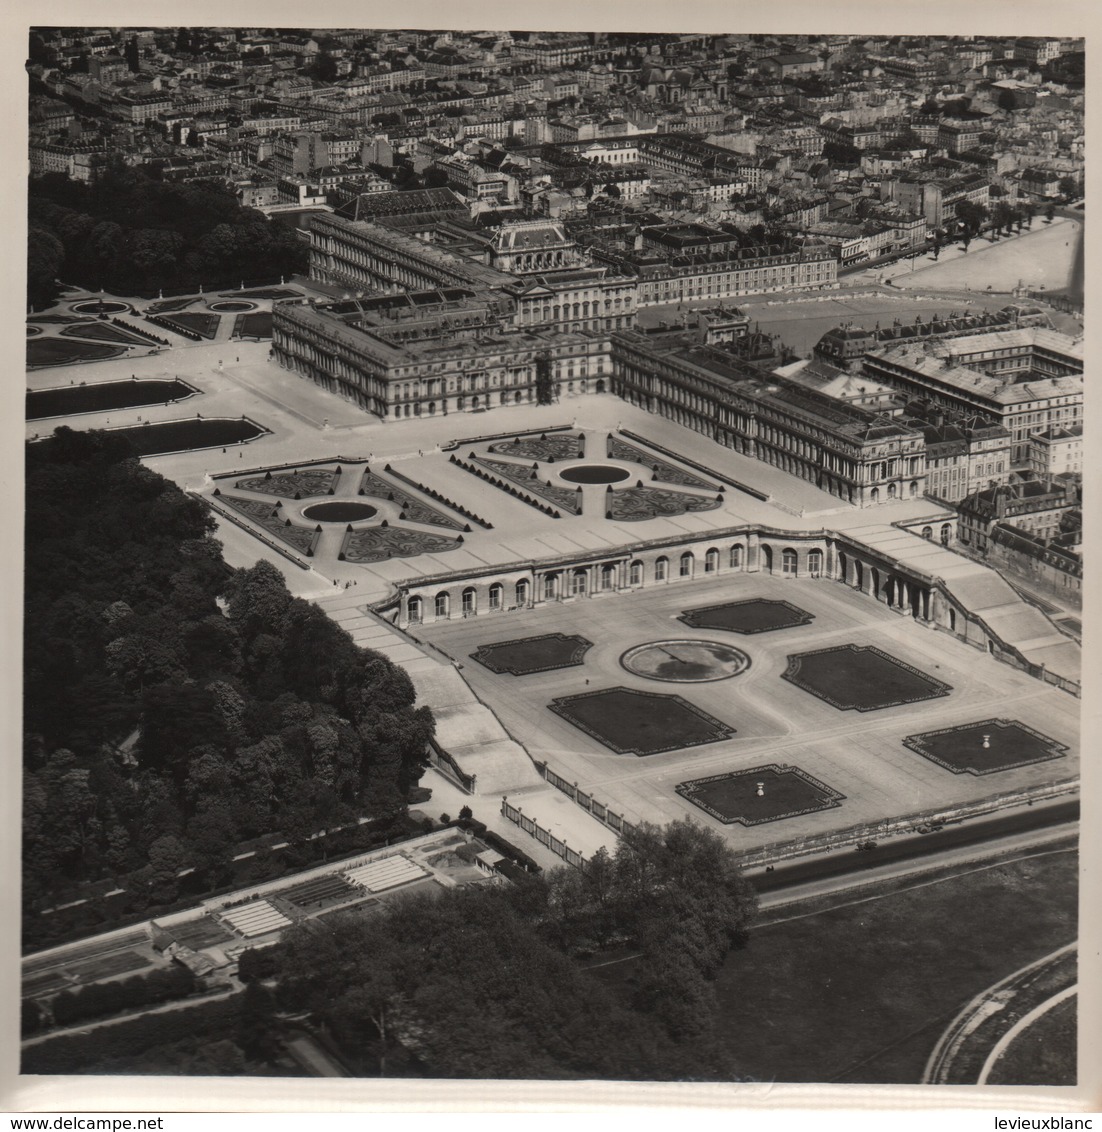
[378,521,1076,690]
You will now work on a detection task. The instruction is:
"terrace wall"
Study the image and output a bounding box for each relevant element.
[389,524,1078,695]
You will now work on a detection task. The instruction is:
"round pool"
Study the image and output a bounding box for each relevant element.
[302,502,378,523]
[209,300,257,312]
[559,464,631,485]
[620,639,751,683]
[71,299,129,314]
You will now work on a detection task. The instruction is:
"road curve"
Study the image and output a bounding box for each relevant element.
[923,942,1077,1084]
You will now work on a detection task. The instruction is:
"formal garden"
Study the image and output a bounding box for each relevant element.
[487,431,585,461]
[471,632,594,676]
[607,434,720,490]
[360,467,472,530]
[548,687,734,756]
[219,495,323,555]
[149,311,221,339]
[902,719,1068,776]
[339,525,461,564]
[238,468,339,498]
[782,644,953,711]
[605,482,723,522]
[227,287,303,300]
[58,322,152,346]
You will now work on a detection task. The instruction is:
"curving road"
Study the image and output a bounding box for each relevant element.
[923,942,1077,1084]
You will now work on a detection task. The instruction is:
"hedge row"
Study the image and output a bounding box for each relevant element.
[449,455,563,518]
[111,317,169,345]
[146,313,203,341]
[382,464,492,528]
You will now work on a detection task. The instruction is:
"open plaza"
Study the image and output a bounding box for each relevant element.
[413,563,1078,853]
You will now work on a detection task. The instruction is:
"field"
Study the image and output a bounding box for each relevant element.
[984,992,1077,1086]
[594,843,1077,1083]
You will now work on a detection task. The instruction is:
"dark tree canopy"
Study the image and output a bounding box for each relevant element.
[272,819,757,1079]
[24,430,433,932]
[27,163,307,304]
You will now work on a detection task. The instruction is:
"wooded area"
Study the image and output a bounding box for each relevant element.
[27,164,309,307]
[271,819,758,1079]
[24,428,434,944]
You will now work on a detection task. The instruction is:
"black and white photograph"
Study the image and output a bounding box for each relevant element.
[11,3,1094,1114]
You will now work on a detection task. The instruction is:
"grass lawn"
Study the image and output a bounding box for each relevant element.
[60,322,151,346]
[235,311,274,338]
[783,644,951,711]
[590,843,1077,1082]
[158,311,220,339]
[903,720,1068,776]
[681,598,814,634]
[984,992,1077,1086]
[28,379,197,420]
[471,633,593,675]
[677,765,843,825]
[111,418,266,456]
[710,846,1079,1082]
[28,338,127,367]
[549,687,734,755]
[232,287,302,300]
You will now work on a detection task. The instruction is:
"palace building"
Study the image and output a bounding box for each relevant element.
[309,212,639,336]
[860,327,1083,467]
[611,328,927,506]
[272,294,611,419]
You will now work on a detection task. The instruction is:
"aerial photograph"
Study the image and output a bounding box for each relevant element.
[20,20,1085,1096]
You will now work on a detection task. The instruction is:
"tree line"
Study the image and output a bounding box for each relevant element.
[27,163,308,307]
[24,428,434,940]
